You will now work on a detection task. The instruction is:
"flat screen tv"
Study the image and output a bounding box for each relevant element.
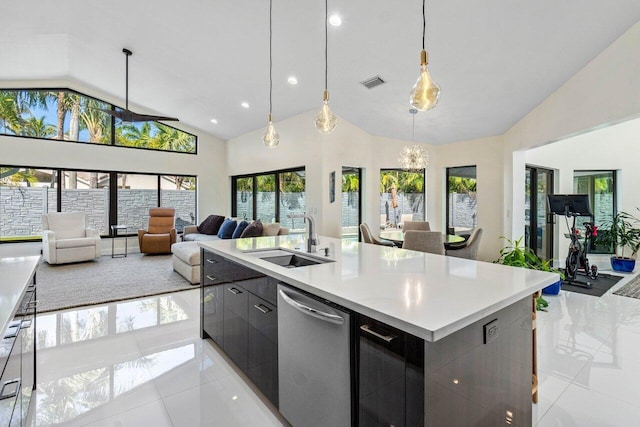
[547,194,592,216]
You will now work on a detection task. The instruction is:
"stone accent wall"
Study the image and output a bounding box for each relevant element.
[1,187,195,237]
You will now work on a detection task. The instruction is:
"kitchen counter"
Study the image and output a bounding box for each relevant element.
[0,256,39,334]
[199,235,557,342]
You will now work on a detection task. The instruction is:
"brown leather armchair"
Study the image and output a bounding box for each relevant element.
[138,208,176,254]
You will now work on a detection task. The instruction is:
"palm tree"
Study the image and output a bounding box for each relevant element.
[79,99,110,188]
[0,91,22,134]
[20,116,56,138]
[152,123,196,152]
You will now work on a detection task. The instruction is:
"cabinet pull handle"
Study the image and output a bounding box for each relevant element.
[253,304,272,314]
[227,287,242,295]
[0,379,20,400]
[206,275,217,281]
[206,259,218,264]
[3,322,20,339]
[21,320,33,329]
[360,324,396,343]
[279,290,344,325]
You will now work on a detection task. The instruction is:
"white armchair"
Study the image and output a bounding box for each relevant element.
[42,212,101,264]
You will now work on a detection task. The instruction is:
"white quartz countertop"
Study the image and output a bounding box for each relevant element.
[199,235,558,342]
[0,256,40,333]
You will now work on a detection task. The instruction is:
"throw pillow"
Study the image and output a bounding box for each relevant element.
[217,219,238,239]
[262,222,281,236]
[197,215,225,235]
[240,220,263,238]
[232,220,249,239]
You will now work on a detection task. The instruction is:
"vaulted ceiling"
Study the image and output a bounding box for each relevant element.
[2,0,640,144]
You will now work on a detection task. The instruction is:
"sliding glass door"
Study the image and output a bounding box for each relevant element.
[525,166,554,259]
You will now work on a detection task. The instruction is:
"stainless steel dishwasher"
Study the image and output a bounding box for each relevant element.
[277,284,352,427]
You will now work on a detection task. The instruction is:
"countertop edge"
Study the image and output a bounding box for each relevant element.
[199,240,557,342]
[0,256,40,334]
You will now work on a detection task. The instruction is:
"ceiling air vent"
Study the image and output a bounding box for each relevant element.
[360,75,386,89]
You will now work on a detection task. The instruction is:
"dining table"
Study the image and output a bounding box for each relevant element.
[379,229,465,247]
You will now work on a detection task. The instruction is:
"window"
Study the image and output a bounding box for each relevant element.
[0,89,196,154]
[161,175,196,233]
[341,167,361,240]
[117,174,159,231]
[61,170,110,235]
[231,167,306,231]
[0,167,58,241]
[446,166,477,234]
[1,164,196,242]
[574,170,616,254]
[380,169,425,228]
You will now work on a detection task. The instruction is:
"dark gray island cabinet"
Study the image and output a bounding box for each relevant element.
[199,236,555,427]
[1,256,39,427]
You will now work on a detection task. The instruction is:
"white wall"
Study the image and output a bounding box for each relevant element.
[0,79,228,256]
[504,20,640,240]
[525,117,640,263]
[226,110,435,238]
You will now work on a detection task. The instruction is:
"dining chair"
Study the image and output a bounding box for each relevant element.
[445,228,483,260]
[402,221,431,232]
[397,214,414,229]
[360,223,395,247]
[402,230,444,255]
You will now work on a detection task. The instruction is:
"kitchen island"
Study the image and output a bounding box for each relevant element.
[199,235,557,427]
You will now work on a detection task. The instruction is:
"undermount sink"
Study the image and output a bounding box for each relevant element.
[243,248,334,268]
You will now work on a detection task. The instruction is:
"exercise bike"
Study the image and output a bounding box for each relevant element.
[548,194,599,289]
[564,217,598,285]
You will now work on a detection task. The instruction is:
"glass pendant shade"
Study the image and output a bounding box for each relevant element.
[262,114,279,147]
[409,50,440,111]
[315,90,338,134]
[398,144,429,171]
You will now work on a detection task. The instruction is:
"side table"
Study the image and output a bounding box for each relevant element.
[110,225,128,258]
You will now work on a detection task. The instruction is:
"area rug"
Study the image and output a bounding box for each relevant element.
[613,274,640,299]
[562,273,622,297]
[30,254,193,314]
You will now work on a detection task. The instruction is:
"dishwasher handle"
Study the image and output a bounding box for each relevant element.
[278,289,344,325]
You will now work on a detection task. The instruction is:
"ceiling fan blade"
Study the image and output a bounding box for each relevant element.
[127,111,180,122]
[95,108,178,123]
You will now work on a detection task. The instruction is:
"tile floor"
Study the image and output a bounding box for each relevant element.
[26,272,640,426]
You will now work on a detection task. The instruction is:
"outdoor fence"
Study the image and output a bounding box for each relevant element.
[0,187,195,238]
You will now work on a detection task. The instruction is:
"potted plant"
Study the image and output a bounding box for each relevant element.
[494,236,564,310]
[597,210,640,272]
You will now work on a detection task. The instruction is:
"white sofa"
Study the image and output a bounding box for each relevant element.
[42,212,101,264]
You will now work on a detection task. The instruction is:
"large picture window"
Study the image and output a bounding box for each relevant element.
[574,170,616,254]
[379,169,425,228]
[0,165,196,242]
[231,167,306,232]
[0,89,196,154]
[446,166,477,234]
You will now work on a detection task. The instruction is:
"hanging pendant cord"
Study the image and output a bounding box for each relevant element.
[269,0,273,115]
[324,0,328,91]
[125,52,129,110]
[422,0,426,50]
[412,113,415,141]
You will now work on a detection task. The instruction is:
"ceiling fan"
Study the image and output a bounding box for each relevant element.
[100,48,179,123]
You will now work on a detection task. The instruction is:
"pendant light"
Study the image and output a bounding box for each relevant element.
[314,0,338,134]
[409,0,440,111]
[399,108,429,171]
[263,0,279,147]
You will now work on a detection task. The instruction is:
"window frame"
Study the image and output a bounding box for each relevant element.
[0,88,197,154]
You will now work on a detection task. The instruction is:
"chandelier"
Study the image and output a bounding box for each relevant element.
[398,109,428,171]
[398,145,428,171]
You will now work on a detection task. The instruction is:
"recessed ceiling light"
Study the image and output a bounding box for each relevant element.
[329,14,342,27]
[288,76,298,85]
[241,102,250,109]
[210,118,218,124]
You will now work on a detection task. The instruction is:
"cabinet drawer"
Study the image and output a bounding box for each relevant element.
[202,250,224,285]
[0,331,21,426]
